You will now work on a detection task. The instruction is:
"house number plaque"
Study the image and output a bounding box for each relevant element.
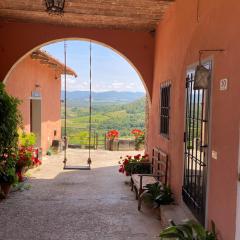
[220,78,228,91]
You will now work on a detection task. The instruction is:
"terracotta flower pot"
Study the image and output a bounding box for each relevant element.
[17,170,24,182]
[16,164,28,182]
[0,182,11,198]
[109,139,114,151]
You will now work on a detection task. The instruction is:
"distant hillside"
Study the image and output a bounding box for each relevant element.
[63,97,146,141]
[61,91,145,107]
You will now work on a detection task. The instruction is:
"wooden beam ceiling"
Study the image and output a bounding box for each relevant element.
[0,0,174,31]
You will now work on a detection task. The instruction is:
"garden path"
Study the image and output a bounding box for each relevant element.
[0,149,162,240]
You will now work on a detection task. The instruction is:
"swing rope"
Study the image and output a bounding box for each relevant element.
[87,41,92,167]
[63,40,92,170]
[63,40,67,168]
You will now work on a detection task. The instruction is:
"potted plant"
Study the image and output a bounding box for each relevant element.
[17,131,41,181]
[16,146,34,182]
[143,182,174,208]
[131,129,145,150]
[0,152,18,197]
[0,83,22,197]
[106,130,119,151]
[159,219,217,240]
[118,153,150,176]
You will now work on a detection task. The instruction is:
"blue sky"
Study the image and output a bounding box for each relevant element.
[42,40,145,92]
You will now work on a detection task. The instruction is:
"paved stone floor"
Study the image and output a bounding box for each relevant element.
[0,149,162,240]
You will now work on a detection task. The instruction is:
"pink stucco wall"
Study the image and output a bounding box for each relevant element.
[148,1,240,239]
[5,55,61,153]
[0,22,154,99]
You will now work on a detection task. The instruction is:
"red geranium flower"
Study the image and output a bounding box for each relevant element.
[107,130,119,140]
[131,129,144,138]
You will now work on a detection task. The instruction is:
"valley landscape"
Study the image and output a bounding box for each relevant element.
[61,91,146,146]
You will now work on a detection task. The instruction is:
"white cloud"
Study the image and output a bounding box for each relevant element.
[48,41,146,93]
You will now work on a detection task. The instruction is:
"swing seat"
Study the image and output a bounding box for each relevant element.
[62,41,93,171]
[64,165,91,170]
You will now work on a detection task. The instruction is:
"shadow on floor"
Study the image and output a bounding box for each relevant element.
[0,164,162,240]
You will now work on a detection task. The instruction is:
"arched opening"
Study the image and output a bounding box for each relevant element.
[3,38,150,100]
[4,39,149,160]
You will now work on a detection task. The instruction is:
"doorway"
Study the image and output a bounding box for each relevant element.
[236,130,240,239]
[30,98,42,147]
[182,61,212,224]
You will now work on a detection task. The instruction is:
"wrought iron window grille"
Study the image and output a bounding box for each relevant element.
[160,82,171,138]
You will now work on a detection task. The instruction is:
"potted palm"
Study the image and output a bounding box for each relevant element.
[0,83,22,197]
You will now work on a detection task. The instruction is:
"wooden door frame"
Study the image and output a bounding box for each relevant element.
[235,128,240,239]
[30,97,42,147]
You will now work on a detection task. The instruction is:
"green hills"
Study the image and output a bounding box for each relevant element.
[62,95,146,145]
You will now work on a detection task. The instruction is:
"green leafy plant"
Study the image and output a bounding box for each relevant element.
[46,149,52,156]
[0,153,18,185]
[135,133,145,150]
[154,185,174,207]
[18,131,36,147]
[159,220,217,240]
[0,83,22,154]
[143,183,174,208]
[131,129,145,150]
[12,182,31,192]
[0,83,22,185]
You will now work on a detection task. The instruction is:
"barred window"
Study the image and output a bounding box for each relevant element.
[160,83,171,137]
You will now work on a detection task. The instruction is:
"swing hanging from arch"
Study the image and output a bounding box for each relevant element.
[63,40,93,170]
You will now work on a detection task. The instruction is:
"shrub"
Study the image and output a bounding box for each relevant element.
[0,83,22,154]
[18,131,36,147]
[0,83,22,185]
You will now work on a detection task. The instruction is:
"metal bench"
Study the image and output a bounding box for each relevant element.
[131,147,169,211]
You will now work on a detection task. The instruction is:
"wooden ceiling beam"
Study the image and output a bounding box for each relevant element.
[0,9,158,31]
[0,0,174,31]
[0,7,164,21]
[0,0,172,15]
[0,9,159,24]
[0,0,174,8]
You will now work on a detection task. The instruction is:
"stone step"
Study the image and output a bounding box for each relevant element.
[160,201,197,227]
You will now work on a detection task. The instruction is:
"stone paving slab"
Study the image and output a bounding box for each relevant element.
[0,150,162,240]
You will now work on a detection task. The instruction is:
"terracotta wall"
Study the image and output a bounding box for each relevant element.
[148,1,240,239]
[5,55,61,153]
[0,22,154,99]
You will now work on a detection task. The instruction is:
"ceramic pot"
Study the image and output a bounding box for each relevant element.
[0,182,11,198]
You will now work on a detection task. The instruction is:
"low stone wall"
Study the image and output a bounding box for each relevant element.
[106,139,143,151]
